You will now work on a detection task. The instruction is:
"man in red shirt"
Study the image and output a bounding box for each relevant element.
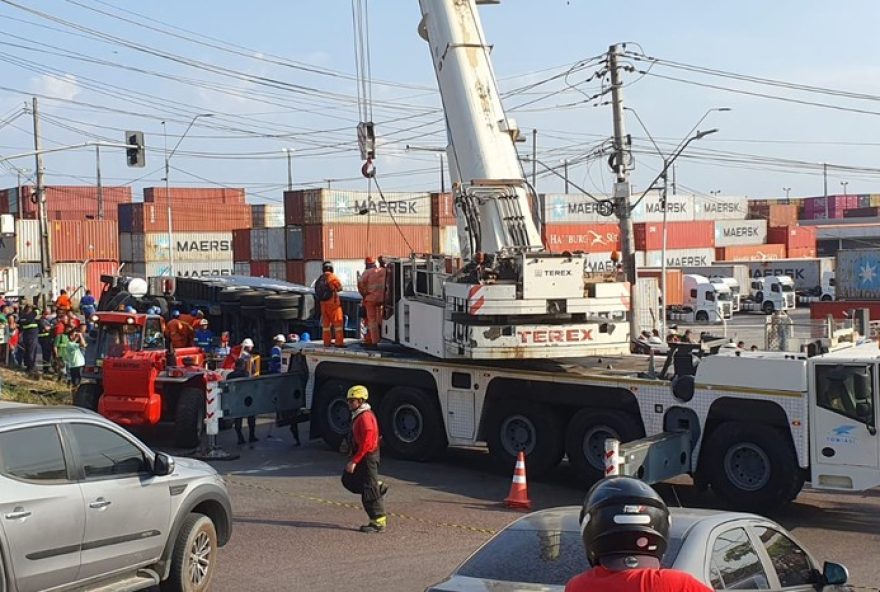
[341,385,388,533]
[565,476,711,592]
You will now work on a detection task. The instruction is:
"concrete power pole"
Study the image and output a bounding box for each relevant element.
[96,144,104,220]
[608,44,640,339]
[32,97,51,304]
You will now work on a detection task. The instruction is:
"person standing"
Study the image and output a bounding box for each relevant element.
[357,256,386,347]
[80,289,96,318]
[194,319,214,352]
[269,334,301,446]
[565,476,711,592]
[315,261,344,348]
[165,310,195,349]
[37,307,54,375]
[54,289,71,315]
[233,338,258,444]
[342,385,388,533]
[19,304,40,375]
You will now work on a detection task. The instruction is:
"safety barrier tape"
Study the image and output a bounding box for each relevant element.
[224,476,497,535]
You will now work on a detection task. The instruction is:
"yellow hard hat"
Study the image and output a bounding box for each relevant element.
[346,385,369,400]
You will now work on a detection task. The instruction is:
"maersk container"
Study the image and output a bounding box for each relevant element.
[746,257,834,293]
[130,261,235,279]
[540,193,614,224]
[714,220,767,247]
[642,248,715,268]
[137,232,234,263]
[693,195,747,220]
[285,189,431,226]
[631,193,694,223]
[583,251,646,274]
[836,248,880,300]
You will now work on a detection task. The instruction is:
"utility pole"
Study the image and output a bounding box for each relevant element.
[671,163,677,195]
[531,128,537,190]
[439,153,446,193]
[284,148,293,191]
[563,159,570,193]
[823,162,828,219]
[32,97,50,304]
[608,44,640,339]
[96,144,104,220]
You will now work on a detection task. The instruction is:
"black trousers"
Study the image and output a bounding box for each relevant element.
[341,451,385,521]
[39,336,54,371]
[23,331,39,372]
[234,416,256,436]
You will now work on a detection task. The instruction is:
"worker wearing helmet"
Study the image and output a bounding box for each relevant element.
[269,334,285,374]
[194,319,214,352]
[234,338,258,444]
[189,309,206,329]
[565,476,711,592]
[315,261,345,347]
[342,385,388,533]
[165,309,195,349]
[357,256,386,347]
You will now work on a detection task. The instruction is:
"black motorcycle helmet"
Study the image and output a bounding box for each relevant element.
[322,260,334,273]
[579,476,670,567]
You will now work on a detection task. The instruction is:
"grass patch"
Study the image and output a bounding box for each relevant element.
[0,366,73,405]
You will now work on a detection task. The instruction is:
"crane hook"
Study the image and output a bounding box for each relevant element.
[361,158,376,178]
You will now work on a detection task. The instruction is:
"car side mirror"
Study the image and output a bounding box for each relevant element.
[153,452,176,476]
[822,561,848,585]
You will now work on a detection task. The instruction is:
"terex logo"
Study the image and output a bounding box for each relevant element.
[543,269,572,277]
[518,328,593,344]
[353,199,417,215]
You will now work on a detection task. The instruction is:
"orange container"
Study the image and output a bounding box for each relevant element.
[50,220,119,262]
[639,268,683,306]
[715,244,787,261]
[542,223,620,253]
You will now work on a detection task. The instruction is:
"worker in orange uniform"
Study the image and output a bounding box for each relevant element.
[315,261,345,347]
[165,310,195,349]
[54,289,72,315]
[357,256,386,347]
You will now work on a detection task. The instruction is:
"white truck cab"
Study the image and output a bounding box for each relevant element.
[668,274,733,323]
[709,276,741,312]
[800,271,836,304]
[743,275,796,314]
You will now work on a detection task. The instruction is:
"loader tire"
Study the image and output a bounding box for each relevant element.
[74,383,101,411]
[174,387,206,450]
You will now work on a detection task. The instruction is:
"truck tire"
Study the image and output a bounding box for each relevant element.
[73,383,101,411]
[564,409,642,485]
[378,386,447,461]
[702,421,799,511]
[314,380,352,451]
[160,512,218,592]
[174,387,206,450]
[762,301,775,315]
[265,308,300,320]
[821,294,832,302]
[239,291,274,308]
[266,294,301,309]
[486,400,564,479]
[695,311,709,323]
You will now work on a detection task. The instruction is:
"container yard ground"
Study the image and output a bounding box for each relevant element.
[672,305,812,348]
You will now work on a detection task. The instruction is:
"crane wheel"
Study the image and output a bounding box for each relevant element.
[564,408,642,485]
[314,380,352,452]
[485,400,564,479]
[377,386,447,461]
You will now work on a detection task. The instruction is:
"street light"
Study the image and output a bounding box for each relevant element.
[710,190,722,196]
[840,180,849,196]
[162,113,213,277]
[783,187,791,199]
[406,144,446,193]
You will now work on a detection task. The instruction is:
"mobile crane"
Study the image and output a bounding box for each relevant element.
[280,0,880,511]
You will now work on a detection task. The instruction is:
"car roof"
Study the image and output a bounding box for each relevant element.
[0,403,102,429]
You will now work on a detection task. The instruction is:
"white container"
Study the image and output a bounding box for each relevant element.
[0,234,14,266]
[53,263,85,305]
[135,232,234,263]
[541,193,614,224]
[631,193,694,223]
[636,277,661,332]
[693,195,748,220]
[748,257,834,293]
[251,204,285,228]
[642,248,715,268]
[303,189,431,226]
[0,266,17,293]
[304,259,363,291]
[234,261,251,276]
[16,262,45,299]
[16,219,42,263]
[583,252,646,274]
[129,261,235,278]
[431,225,461,257]
[714,220,768,247]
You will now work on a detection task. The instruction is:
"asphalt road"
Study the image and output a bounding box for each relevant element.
[188,420,880,592]
[672,305,814,349]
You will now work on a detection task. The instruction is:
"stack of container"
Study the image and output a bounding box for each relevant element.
[767,225,817,258]
[0,185,132,220]
[232,204,286,279]
[283,189,432,289]
[118,187,249,278]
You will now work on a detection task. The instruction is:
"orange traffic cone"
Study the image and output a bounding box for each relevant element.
[504,451,532,510]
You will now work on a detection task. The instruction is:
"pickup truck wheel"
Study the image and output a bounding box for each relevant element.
[174,388,206,450]
[315,380,352,451]
[161,513,217,592]
[73,383,101,411]
[703,421,798,511]
[378,387,447,461]
[486,401,564,479]
[695,311,709,323]
[565,409,642,485]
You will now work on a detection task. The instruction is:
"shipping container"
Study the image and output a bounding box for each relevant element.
[250,260,269,277]
[121,202,251,233]
[542,223,620,253]
[432,225,462,257]
[635,277,662,332]
[635,221,714,251]
[120,232,134,262]
[49,220,119,262]
[431,192,456,226]
[284,189,431,226]
[810,300,880,321]
[715,244,787,261]
[286,260,305,285]
[234,261,251,276]
[16,219,42,263]
[128,261,235,279]
[767,225,816,251]
[84,261,117,298]
[787,246,817,259]
[283,191,305,226]
[250,204,285,228]
[53,263,84,304]
[250,228,285,260]
[0,232,15,266]
[638,268,684,306]
[714,220,768,247]
[746,258,834,293]
[143,187,246,205]
[286,226,303,260]
[642,248,715,268]
[768,204,799,227]
[16,262,45,297]
[15,186,131,220]
[304,259,364,291]
[630,193,694,223]
[871,194,880,208]
[268,261,286,281]
[126,232,234,263]
[232,229,251,261]
[541,193,615,224]
[302,224,432,260]
[582,251,646,274]
[836,248,880,300]
[693,195,747,220]
[0,266,15,293]
[844,206,879,219]
[857,194,871,209]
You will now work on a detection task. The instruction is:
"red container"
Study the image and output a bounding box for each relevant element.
[85,261,118,296]
[250,260,269,277]
[286,260,305,285]
[542,223,620,253]
[715,244,787,261]
[50,220,119,262]
[810,300,880,321]
[639,268,683,306]
[302,224,432,260]
[284,190,305,225]
[232,229,251,261]
[143,187,246,205]
[125,202,251,233]
[634,221,714,251]
[431,192,456,226]
[17,185,131,220]
[767,204,798,227]
[767,225,816,251]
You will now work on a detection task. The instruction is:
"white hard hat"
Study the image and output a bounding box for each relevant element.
[273,334,286,343]
[241,338,254,348]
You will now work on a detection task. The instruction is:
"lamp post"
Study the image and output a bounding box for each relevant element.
[162,113,212,278]
[283,148,294,191]
[783,187,791,200]
[840,181,849,196]
[710,190,722,196]
[405,144,446,193]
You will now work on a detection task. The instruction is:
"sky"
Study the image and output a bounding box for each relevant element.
[1,0,879,206]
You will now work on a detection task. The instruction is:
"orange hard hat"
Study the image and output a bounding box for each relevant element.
[365,256,376,265]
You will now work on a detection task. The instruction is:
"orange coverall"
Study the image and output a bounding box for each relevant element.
[165,318,195,349]
[320,272,345,347]
[357,266,386,345]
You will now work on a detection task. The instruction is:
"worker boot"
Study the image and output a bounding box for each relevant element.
[359,516,386,533]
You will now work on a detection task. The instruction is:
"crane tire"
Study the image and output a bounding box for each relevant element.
[485,400,564,479]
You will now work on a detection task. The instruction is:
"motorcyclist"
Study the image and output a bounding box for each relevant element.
[565,476,711,592]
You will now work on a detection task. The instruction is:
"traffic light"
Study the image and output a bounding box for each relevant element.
[125,130,145,168]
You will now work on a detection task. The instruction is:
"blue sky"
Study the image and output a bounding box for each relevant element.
[0,0,879,205]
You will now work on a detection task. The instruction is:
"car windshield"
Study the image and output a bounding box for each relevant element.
[97,324,142,358]
[455,524,685,586]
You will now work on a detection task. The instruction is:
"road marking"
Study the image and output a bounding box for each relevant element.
[225,476,497,535]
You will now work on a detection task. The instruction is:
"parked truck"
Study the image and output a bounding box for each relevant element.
[740,275,796,314]
[747,258,835,303]
[666,274,733,323]
[682,264,750,312]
